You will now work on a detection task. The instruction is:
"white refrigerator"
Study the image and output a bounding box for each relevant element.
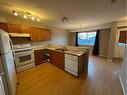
[0,29,17,95]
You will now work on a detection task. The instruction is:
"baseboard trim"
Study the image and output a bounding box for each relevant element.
[119,75,126,95]
[99,55,107,58]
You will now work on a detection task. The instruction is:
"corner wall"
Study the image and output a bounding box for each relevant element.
[99,29,110,57]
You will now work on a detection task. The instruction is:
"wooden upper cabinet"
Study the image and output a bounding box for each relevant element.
[29,27,51,41]
[0,22,8,32]
[20,25,30,33]
[7,23,21,33]
[29,27,39,41]
[0,22,51,41]
[38,28,45,41]
[44,29,51,40]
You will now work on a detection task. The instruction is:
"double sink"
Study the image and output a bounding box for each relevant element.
[55,47,85,56]
[55,48,68,52]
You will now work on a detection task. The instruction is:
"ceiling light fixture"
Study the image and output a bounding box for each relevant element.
[37,18,40,22]
[12,10,18,16]
[31,17,35,20]
[12,10,40,22]
[23,15,27,19]
[62,17,68,22]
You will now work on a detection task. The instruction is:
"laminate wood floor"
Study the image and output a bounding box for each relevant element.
[16,56,123,95]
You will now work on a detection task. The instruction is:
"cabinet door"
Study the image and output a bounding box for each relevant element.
[34,49,49,66]
[44,29,51,40]
[7,23,21,33]
[20,25,30,33]
[30,27,46,41]
[30,27,39,41]
[0,22,7,32]
[49,50,64,70]
[34,50,42,66]
[38,28,45,41]
[29,27,51,41]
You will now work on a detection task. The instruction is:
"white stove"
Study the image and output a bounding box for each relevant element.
[13,44,32,52]
[13,44,35,72]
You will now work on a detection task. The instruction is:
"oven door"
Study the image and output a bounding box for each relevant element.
[15,50,34,67]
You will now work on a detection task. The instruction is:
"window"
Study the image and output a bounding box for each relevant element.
[78,32,97,45]
[119,31,126,44]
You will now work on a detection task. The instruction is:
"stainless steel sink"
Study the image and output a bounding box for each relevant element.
[55,48,68,51]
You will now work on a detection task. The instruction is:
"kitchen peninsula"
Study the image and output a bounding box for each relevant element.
[33,44,89,77]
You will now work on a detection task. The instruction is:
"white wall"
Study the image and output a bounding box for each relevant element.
[99,29,110,57]
[50,28,69,45]
[70,23,111,32]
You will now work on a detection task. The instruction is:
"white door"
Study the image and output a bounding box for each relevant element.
[0,76,5,95]
[0,29,11,54]
[2,51,17,95]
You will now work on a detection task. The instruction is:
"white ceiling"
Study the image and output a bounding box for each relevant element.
[0,0,126,30]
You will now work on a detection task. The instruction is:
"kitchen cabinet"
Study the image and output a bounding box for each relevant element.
[0,22,51,41]
[38,28,46,41]
[7,23,21,33]
[34,49,49,66]
[34,48,88,77]
[20,25,30,33]
[44,29,51,40]
[0,22,8,32]
[30,27,40,41]
[30,27,51,41]
[49,50,64,70]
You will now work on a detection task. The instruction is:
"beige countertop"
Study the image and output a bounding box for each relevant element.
[32,45,89,56]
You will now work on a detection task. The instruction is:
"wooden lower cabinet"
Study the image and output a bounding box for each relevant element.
[34,49,49,66]
[34,49,65,69]
[34,49,88,77]
[49,50,65,70]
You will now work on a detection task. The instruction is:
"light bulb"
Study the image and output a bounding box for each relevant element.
[37,18,40,22]
[31,17,35,20]
[23,15,27,19]
[14,12,18,16]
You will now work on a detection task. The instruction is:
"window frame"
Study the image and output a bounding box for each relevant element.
[77,31,97,45]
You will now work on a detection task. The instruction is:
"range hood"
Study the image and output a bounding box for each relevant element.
[9,33,30,37]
